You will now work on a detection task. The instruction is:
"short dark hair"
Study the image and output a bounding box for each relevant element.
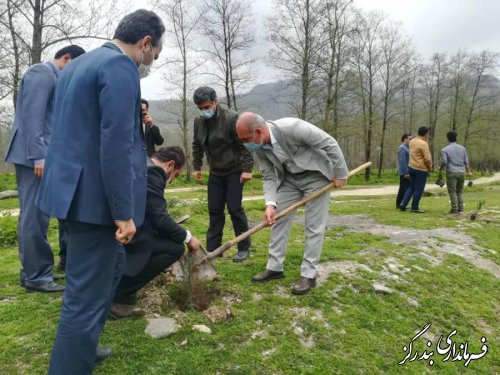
[141,98,149,109]
[417,127,430,137]
[113,9,165,47]
[54,45,85,59]
[447,131,457,142]
[153,146,186,169]
[193,86,217,104]
[401,133,410,142]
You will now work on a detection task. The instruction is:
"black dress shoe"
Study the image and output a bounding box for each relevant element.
[108,303,144,320]
[95,346,112,364]
[292,277,316,295]
[399,205,407,212]
[25,281,65,293]
[114,293,138,305]
[251,269,284,283]
[21,274,64,287]
[233,250,250,263]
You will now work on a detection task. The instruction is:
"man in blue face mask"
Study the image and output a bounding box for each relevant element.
[192,86,254,262]
[236,112,348,295]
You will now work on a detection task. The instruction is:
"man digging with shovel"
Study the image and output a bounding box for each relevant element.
[235,113,348,295]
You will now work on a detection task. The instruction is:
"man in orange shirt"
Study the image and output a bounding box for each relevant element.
[399,127,432,213]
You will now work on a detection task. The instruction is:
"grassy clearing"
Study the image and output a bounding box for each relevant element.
[0,179,498,374]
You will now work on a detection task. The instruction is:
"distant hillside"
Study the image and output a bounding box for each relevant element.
[145,80,298,145]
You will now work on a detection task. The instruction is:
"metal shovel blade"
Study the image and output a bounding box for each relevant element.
[171,244,218,282]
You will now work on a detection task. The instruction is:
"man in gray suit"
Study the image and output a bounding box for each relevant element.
[236,113,348,294]
[4,45,85,293]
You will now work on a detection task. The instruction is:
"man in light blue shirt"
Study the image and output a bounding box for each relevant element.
[439,131,471,214]
[396,134,410,208]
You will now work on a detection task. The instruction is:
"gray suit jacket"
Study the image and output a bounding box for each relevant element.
[5,61,59,167]
[256,118,348,203]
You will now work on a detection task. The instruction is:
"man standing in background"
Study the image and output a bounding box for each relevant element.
[192,86,254,262]
[399,127,433,213]
[4,45,85,293]
[396,134,410,209]
[141,98,164,157]
[439,131,471,214]
[37,10,165,373]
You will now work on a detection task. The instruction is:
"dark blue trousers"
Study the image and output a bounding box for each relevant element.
[15,164,54,287]
[48,220,124,375]
[400,167,428,210]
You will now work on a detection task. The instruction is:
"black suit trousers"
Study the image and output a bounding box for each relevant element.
[113,237,184,302]
[396,175,411,208]
[206,172,250,252]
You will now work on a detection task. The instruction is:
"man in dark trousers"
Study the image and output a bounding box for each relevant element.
[110,147,201,318]
[141,98,164,157]
[399,127,433,213]
[4,45,85,293]
[36,10,165,373]
[396,133,410,209]
[192,86,254,262]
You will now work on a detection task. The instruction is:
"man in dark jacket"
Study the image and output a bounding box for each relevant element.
[192,86,254,262]
[141,98,164,157]
[110,146,201,318]
[396,133,410,208]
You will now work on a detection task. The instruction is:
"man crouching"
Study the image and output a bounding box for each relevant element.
[110,146,201,318]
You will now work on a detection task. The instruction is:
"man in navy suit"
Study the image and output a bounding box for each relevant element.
[4,45,85,293]
[36,10,165,374]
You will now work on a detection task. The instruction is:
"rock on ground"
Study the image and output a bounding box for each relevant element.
[145,317,179,339]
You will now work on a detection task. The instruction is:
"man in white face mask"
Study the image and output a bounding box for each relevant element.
[37,9,165,374]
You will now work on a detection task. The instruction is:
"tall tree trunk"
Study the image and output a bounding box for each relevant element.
[464,72,482,148]
[31,0,43,64]
[300,0,311,120]
[182,46,191,181]
[378,83,390,178]
[7,0,20,108]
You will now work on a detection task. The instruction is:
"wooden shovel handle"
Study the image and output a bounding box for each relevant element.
[197,162,372,265]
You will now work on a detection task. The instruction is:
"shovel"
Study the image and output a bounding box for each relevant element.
[194,162,372,268]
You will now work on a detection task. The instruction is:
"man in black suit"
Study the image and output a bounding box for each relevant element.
[110,146,201,318]
[141,98,164,157]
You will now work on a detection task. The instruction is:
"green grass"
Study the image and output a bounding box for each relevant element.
[0,172,16,191]
[0,179,499,374]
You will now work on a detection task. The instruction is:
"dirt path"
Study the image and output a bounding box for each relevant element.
[241,172,500,202]
[1,173,498,217]
[163,172,500,201]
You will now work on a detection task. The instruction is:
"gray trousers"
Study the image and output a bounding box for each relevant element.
[267,171,331,279]
[15,164,54,286]
[446,172,465,212]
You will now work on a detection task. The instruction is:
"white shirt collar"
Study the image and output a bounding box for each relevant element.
[268,122,277,145]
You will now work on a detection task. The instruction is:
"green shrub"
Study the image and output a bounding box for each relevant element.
[0,213,18,247]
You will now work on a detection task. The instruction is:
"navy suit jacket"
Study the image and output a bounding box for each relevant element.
[37,43,147,227]
[5,61,60,167]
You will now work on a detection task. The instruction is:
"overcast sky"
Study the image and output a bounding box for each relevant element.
[134,0,500,99]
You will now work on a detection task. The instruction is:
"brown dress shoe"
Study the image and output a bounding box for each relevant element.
[108,303,144,320]
[251,269,284,283]
[292,277,316,295]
